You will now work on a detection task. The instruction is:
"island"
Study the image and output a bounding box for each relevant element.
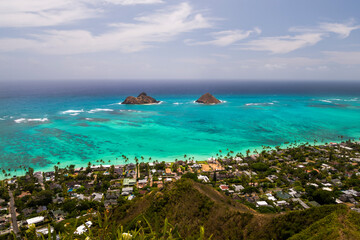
[196,93,221,104]
[122,92,160,104]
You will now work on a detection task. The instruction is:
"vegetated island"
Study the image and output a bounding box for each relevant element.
[1,140,360,239]
[122,92,160,104]
[196,93,221,104]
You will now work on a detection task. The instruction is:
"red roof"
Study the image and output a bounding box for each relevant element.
[219,185,229,190]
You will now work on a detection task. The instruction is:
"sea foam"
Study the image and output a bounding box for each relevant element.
[62,109,84,115]
[14,118,49,123]
[87,108,114,113]
[245,102,274,106]
[320,100,333,103]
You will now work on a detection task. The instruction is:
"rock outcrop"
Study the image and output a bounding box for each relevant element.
[196,93,221,104]
[122,92,160,104]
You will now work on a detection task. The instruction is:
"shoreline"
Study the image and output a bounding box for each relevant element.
[1,138,354,181]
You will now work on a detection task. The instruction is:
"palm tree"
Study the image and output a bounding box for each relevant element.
[135,157,139,180]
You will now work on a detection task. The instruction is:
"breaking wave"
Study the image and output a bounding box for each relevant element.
[14,118,49,123]
[61,109,84,115]
[87,108,114,113]
[245,102,274,106]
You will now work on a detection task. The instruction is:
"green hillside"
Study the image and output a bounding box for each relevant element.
[106,179,360,240]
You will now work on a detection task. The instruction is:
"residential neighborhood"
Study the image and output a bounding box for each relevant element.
[0,140,360,238]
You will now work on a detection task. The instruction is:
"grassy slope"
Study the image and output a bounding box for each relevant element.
[110,179,360,240]
[289,209,360,240]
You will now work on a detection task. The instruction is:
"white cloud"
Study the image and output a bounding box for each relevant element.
[242,21,359,54]
[177,57,218,65]
[318,22,360,38]
[324,51,360,65]
[290,22,360,39]
[0,0,100,27]
[0,3,211,54]
[185,28,261,46]
[0,0,165,28]
[264,63,286,70]
[242,33,323,54]
[104,0,163,5]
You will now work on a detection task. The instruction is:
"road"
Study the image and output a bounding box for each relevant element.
[8,190,20,237]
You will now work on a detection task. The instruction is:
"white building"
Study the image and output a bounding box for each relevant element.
[256,201,269,207]
[198,175,210,183]
[26,216,45,225]
[74,221,92,235]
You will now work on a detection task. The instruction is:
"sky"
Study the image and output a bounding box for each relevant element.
[0,0,360,82]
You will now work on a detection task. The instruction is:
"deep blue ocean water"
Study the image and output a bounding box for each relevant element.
[1,88,360,177]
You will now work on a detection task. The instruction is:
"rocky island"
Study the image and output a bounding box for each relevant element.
[196,93,221,104]
[122,92,160,104]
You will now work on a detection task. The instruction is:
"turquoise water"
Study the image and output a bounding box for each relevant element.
[1,94,360,176]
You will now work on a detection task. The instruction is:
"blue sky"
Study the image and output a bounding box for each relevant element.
[0,0,359,81]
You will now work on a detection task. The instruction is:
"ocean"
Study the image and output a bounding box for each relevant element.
[1,81,360,177]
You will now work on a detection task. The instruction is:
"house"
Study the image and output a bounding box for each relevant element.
[288,188,298,197]
[219,185,229,191]
[256,201,269,207]
[123,178,136,186]
[122,187,133,195]
[198,175,210,183]
[52,210,65,221]
[7,179,16,185]
[36,206,47,213]
[266,175,278,183]
[53,195,65,204]
[18,191,31,198]
[74,221,92,235]
[165,178,173,183]
[105,199,118,208]
[110,182,122,189]
[292,198,310,209]
[276,191,291,200]
[137,179,148,188]
[36,226,54,236]
[26,216,44,225]
[233,185,245,192]
[266,193,276,201]
[339,194,356,203]
[22,208,35,217]
[106,190,120,200]
[49,183,62,190]
[234,157,243,162]
[72,193,86,200]
[92,193,103,202]
[275,200,288,206]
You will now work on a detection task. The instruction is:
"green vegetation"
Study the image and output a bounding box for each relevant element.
[1,140,360,239]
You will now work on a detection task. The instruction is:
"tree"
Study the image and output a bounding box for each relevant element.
[181,172,198,181]
[312,190,335,205]
[27,167,34,178]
